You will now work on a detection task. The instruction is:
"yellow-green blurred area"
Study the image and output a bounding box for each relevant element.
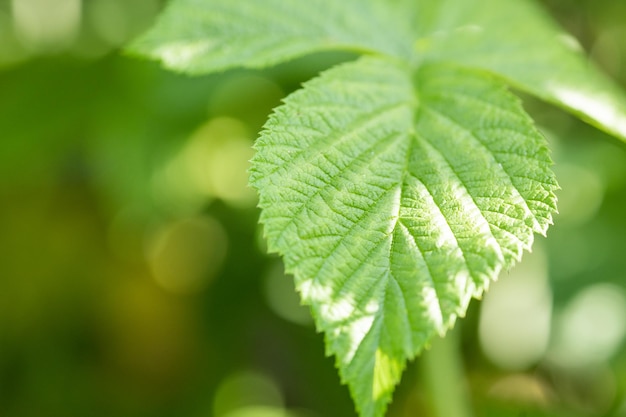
[1,0,626,416]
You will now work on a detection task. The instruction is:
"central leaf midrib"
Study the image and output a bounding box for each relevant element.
[382,96,448,340]
[395,219,445,331]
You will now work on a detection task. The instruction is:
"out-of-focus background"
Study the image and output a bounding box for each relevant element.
[0,0,625,416]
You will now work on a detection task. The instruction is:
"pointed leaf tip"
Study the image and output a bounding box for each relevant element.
[251,56,558,416]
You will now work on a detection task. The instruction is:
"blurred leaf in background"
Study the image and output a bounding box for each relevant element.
[0,1,626,417]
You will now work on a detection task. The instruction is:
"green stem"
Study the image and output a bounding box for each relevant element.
[421,327,473,417]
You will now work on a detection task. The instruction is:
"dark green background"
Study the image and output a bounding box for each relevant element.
[1,1,626,416]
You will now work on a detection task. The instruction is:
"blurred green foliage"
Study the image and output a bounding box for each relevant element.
[1,0,626,416]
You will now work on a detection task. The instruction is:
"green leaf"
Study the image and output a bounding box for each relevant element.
[127,0,415,73]
[250,56,558,417]
[416,0,626,141]
[129,0,626,141]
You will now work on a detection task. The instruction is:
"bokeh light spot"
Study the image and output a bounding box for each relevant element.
[553,163,604,226]
[222,406,314,417]
[549,283,626,368]
[488,374,552,408]
[479,247,552,370]
[263,262,313,326]
[12,0,81,51]
[147,216,228,294]
[153,117,257,212]
[213,371,284,417]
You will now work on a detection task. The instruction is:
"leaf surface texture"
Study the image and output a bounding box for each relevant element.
[250,57,558,416]
[129,0,415,73]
